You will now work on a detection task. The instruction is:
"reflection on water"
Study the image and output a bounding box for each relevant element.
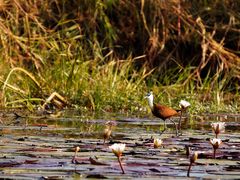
[0,110,240,179]
[1,110,239,138]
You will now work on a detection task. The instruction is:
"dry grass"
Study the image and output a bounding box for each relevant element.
[0,0,239,113]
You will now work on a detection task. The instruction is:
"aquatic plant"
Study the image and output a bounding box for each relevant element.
[153,138,163,149]
[187,151,198,177]
[178,100,191,133]
[211,122,225,138]
[103,127,112,145]
[179,100,191,110]
[109,143,126,174]
[103,121,116,144]
[210,138,222,159]
[72,146,80,164]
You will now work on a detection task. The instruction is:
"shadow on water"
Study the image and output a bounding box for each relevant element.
[0,109,240,179]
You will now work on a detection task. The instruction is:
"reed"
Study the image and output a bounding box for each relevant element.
[0,0,239,113]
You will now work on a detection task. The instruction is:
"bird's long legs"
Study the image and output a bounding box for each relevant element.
[164,121,167,130]
[159,122,166,135]
[160,119,178,136]
[169,118,179,136]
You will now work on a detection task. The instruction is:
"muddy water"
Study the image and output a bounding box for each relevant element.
[0,110,240,179]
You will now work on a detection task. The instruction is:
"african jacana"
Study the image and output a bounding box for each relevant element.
[145,92,180,136]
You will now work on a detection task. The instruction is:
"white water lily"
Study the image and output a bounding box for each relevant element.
[211,122,225,138]
[210,138,222,148]
[109,143,126,157]
[109,143,126,174]
[178,100,190,135]
[210,138,222,159]
[153,138,163,148]
[75,146,80,153]
[179,100,191,109]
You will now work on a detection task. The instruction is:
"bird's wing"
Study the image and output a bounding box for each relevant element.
[154,103,178,119]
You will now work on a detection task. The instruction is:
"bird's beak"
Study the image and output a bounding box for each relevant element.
[144,92,151,98]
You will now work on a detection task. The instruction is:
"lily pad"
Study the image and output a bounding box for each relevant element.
[0,111,240,179]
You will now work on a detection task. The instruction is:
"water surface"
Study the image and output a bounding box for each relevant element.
[0,110,239,179]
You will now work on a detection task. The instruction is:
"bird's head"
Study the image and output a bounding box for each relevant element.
[145,91,153,99]
[145,91,154,108]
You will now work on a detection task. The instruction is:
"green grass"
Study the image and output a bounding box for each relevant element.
[1,56,239,114]
[0,0,239,114]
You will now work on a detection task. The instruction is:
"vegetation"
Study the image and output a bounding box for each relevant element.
[0,0,239,113]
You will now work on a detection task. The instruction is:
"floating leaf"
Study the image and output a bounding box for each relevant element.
[89,157,108,166]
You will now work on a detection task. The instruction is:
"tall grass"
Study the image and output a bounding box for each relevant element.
[0,0,239,113]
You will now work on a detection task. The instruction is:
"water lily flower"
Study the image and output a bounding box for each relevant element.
[178,100,191,135]
[179,100,191,109]
[72,146,80,164]
[190,151,198,163]
[103,127,112,144]
[109,143,126,157]
[210,138,222,159]
[153,138,163,148]
[211,122,225,138]
[109,143,126,174]
[187,151,198,177]
[103,121,117,144]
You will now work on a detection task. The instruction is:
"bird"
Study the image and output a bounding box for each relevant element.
[145,91,180,136]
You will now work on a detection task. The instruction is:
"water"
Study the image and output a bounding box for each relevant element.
[0,110,239,179]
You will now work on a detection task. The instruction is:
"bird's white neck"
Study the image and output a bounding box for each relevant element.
[147,94,154,109]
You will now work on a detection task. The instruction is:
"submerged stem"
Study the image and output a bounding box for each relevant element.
[72,146,80,164]
[117,156,125,174]
[213,148,216,159]
[187,162,192,177]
